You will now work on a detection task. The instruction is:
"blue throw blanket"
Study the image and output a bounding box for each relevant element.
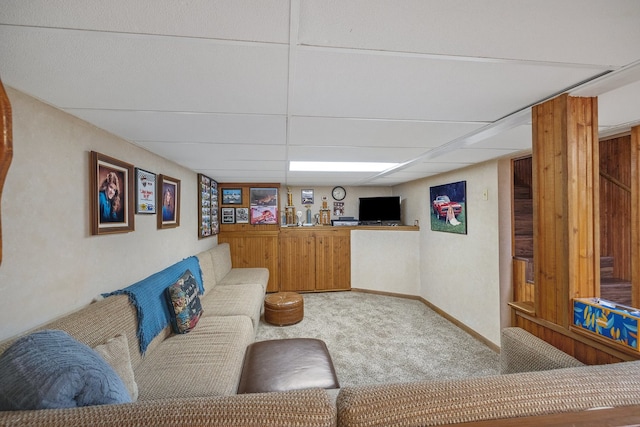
[103,256,203,354]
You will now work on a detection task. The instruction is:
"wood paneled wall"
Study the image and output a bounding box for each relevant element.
[531,94,599,326]
[217,183,281,292]
[600,135,632,281]
[218,230,280,292]
[632,126,640,307]
[513,312,633,364]
[0,79,12,266]
[513,258,534,303]
[513,155,533,190]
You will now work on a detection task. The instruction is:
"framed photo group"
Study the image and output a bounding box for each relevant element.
[90,151,181,235]
[198,174,219,238]
[219,186,279,225]
[91,154,280,235]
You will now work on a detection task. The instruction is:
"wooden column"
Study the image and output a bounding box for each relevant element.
[0,79,13,266]
[631,125,640,307]
[532,94,599,326]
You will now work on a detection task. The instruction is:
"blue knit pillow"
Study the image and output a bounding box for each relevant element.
[0,330,132,410]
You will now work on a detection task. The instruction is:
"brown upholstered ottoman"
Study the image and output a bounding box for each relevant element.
[237,338,340,394]
[264,292,304,326]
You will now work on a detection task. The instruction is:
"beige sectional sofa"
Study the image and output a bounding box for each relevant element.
[0,243,336,427]
[2,242,640,426]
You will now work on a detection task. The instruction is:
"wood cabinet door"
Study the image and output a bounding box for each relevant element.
[315,230,351,291]
[279,230,316,292]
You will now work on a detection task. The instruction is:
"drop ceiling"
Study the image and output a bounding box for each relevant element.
[1,0,640,186]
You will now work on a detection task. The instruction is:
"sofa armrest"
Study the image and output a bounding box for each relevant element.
[500,327,584,374]
[337,361,640,427]
[0,389,336,427]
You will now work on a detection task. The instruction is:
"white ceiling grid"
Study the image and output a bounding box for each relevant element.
[1,1,640,185]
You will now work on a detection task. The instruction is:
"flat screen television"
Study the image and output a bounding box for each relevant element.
[358,196,401,225]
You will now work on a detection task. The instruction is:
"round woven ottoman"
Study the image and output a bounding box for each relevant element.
[264,292,304,326]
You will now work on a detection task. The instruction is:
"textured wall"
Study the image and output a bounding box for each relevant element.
[0,88,215,341]
[394,162,505,346]
[351,229,420,295]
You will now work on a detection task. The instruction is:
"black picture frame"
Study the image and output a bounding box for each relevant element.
[429,180,467,234]
[235,207,249,224]
[222,188,242,205]
[221,207,235,224]
[198,174,218,238]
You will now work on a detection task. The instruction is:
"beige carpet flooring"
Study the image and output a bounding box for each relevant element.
[255,291,499,387]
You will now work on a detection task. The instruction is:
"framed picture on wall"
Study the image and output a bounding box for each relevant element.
[301,189,314,205]
[158,174,180,229]
[429,180,467,234]
[198,174,218,238]
[249,187,278,225]
[221,207,235,224]
[235,207,249,224]
[90,151,135,235]
[222,188,242,205]
[135,168,156,214]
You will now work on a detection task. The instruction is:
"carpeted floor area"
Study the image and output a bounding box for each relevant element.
[255,291,499,387]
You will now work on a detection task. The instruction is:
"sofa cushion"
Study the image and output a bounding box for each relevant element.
[0,330,131,410]
[133,315,255,399]
[210,243,233,284]
[200,283,264,331]
[219,267,269,293]
[93,334,139,401]
[165,270,203,334]
[196,249,217,293]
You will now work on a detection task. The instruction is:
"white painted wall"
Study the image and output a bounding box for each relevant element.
[351,229,420,295]
[0,88,215,341]
[394,162,505,346]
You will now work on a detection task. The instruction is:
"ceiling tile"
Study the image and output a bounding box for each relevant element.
[299,0,640,66]
[287,145,427,163]
[291,48,609,121]
[0,26,289,113]
[65,109,286,144]
[289,116,485,147]
[467,125,533,151]
[0,0,290,43]
[598,79,640,128]
[429,148,520,164]
[135,142,286,165]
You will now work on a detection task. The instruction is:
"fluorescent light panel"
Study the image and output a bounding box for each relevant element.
[290,161,398,172]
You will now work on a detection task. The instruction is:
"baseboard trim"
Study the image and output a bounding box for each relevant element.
[351,288,500,353]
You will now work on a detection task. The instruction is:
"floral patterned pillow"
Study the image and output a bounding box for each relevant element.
[165,270,203,334]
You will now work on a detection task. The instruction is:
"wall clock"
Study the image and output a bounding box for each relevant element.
[332,186,346,201]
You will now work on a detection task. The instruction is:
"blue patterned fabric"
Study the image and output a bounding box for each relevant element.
[574,298,639,350]
[165,270,203,334]
[0,330,131,410]
[104,256,203,353]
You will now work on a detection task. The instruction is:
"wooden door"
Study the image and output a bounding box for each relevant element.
[279,229,316,291]
[315,229,350,291]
